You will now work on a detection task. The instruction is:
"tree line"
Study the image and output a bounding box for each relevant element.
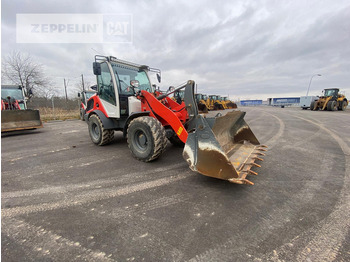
[1,51,91,101]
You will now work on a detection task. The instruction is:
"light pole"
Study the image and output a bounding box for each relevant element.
[306,74,321,96]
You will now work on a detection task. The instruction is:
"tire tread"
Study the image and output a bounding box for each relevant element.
[127,117,166,162]
[89,114,114,146]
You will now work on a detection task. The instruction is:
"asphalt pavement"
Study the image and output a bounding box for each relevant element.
[2,107,350,261]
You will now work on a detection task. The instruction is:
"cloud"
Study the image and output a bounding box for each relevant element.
[2,0,350,100]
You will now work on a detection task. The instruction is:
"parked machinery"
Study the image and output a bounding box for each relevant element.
[173,90,185,104]
[222,97,237,109]
[311,88,347,111]
[208,95,225,110]
[78,89,97,120]
[1,85,42,132]
[195,93,209,113]
[85,55,266,185]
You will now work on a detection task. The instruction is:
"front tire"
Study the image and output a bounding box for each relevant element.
[80,108,85,121]
[310,101,315,110]
[127,116,167,162]
[327,100,337,111]
[88,114,114,146]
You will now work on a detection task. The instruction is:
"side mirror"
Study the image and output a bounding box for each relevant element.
[156,73,161,83]
[168,86,175,93]
[93,62,101,75]
[90,85,97,91]
[78,92,81,97]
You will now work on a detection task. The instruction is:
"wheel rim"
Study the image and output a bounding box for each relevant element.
[134,130,148,151]
[91,123,100,140]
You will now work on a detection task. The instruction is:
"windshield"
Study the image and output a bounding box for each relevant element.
[1,88,24,100]
[112,63,152,95]
[324,89,337,97]
[203,95,207,100]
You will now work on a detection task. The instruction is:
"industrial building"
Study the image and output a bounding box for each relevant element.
[240,97,301,107]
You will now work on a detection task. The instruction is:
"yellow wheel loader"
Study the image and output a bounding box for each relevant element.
[209,95,225,110]
[311,88,347,111]
[1,85,43,132]
[195,93,209,113]
[223,97,237,109]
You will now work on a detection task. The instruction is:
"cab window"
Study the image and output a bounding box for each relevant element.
[97,63,116,105]
[112,64,152,95]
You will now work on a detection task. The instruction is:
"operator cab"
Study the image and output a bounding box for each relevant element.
[79,90,96,105]
[323,88,339,99]
[174,90,185,104]
[91,55,160,118]
[1,85,26,110]
[195,94,203,103]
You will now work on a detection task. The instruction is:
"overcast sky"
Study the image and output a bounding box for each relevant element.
[2,0,350,100]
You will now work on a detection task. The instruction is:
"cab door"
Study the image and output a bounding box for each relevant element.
[96,62,120,118]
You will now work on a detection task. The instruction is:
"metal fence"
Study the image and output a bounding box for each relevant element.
[27,97,80,110]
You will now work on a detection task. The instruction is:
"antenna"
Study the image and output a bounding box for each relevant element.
[91,47,103,54]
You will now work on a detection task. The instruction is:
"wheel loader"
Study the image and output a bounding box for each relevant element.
[85,55,266,185]
[223,97,237,109]
[78,89,97,120]
[209,95,225,110]
[311,88,347,111]
[195,93,209,113]
[1,85,43,132]
[173,90,185,104]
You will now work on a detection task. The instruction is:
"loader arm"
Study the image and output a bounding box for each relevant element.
[138,83,194,143]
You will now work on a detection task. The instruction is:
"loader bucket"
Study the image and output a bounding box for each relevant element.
[1,110,43,132]
[226,102,237,109]
[183,111,266,185]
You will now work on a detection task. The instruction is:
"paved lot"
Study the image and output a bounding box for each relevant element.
[2,107,350,261]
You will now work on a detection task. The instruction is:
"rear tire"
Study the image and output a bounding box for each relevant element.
[339,100,348,111]
[327,100,337,111]
[127,116,167,162]
[88,114,114,146]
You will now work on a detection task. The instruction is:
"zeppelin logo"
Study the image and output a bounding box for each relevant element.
[31,24,98,33]
[16,14,133,43]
